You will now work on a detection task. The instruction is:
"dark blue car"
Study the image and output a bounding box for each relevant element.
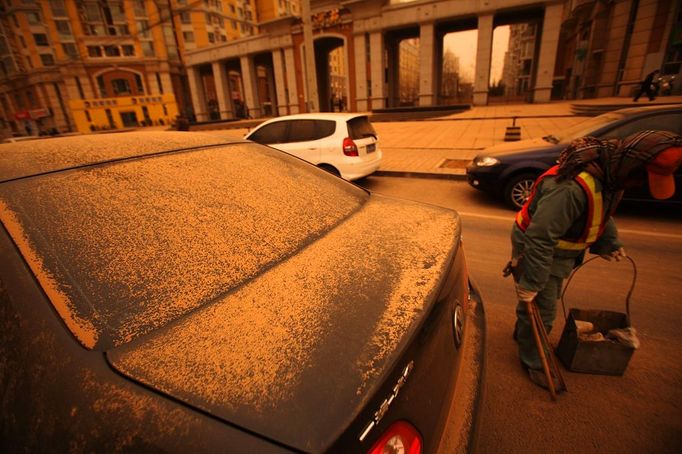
[466,105,682,209]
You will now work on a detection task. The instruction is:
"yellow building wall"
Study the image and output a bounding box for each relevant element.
[69,93,179,133]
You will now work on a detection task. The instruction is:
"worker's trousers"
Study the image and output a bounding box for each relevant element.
[515,274,564,370]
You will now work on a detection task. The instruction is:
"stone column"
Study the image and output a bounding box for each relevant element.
[240,55,260,118]
[272,49,288,115]
[473,14,493,106]
[369,31,385,110]
[284,47,300,114]
[419,22,436,106]
[301,0,318,112]
[534,3,563,103]
[186,65,208,121]
[354,34,368,112]
[212,62,233,119]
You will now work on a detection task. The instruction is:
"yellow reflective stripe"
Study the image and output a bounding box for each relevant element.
[556,171,603,251]
[580,172,602,244]
[515,211,525,228]
[557,239,588,250]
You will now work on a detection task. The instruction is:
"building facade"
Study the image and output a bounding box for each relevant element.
[1,0,679,138]
[0,0,273,138]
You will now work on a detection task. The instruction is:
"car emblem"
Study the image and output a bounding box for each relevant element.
[359,360,414,442]
[453,303,464,347]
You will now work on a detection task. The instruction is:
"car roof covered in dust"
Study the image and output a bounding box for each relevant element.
[0,131,237,182]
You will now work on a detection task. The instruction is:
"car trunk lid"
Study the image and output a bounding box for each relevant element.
[106,194,460,453]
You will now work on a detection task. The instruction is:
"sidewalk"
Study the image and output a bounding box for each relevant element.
[196,97,682,179]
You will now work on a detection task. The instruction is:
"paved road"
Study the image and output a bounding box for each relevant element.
[358,176,682,454]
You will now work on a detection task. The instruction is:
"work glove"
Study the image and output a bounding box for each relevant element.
[600,247,626,262]
[515,284,537,303]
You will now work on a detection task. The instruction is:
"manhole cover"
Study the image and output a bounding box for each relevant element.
[439,159,471,169]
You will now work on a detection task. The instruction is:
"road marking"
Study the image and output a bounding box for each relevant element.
[457,211,682,240]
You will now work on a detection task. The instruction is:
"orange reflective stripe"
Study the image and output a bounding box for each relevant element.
[516,167,606,250]
[515,166,559,232]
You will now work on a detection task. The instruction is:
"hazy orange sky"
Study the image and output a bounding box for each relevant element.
[443,26,511,85]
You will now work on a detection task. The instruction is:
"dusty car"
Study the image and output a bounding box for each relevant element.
[466,105,682,209]
[0,132,485,453]
[245,113,382,181]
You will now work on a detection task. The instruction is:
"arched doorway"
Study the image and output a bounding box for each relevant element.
[314,36,347,112]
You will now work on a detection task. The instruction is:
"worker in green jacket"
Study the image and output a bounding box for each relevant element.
[509,130,682,389]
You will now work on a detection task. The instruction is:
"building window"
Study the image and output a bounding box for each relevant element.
[62,43,79,59]
[141,41,155,57]
[183,31,194,42]
[133,0,146,17]
[26,11,42,24]
[26,90,37,107]
[180,11,191,24]
[55,20,72,37]
[135,74,144,93]
[136,20,150,37]
[33,33,49,46]
[156,73,164,94]
[85,110,91,122]
[75,77,85,98]
[50,0,67,17]
[87,46,103,57]
[112,78,131,95]
[122,45,135,56]
[40,54,55,66]
[208,32,215,43]
[104,45,121,57]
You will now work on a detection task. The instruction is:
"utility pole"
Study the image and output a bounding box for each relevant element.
[301,0,318,112]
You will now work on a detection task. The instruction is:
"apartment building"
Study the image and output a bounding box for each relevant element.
[0,0,293,138]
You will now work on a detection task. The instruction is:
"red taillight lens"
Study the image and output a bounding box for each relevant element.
[368,421,422,454]
[343,137,359,156]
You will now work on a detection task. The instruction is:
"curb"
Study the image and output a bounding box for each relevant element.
[374,170,467,180]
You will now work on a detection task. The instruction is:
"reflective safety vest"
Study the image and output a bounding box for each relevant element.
[515,165,605,250]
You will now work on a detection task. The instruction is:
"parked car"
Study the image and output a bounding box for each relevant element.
[245,113,382,181]
[466,105,682,209]
[0,132,484,453]
[2,136,41,143]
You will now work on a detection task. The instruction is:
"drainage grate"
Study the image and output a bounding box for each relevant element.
[439,159,471,169]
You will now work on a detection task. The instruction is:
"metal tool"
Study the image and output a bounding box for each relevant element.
[526,299,567,400]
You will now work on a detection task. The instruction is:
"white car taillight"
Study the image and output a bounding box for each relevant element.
[343,137,359,156]
[368,421,422,454]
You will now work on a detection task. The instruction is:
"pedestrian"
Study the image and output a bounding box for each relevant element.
[633,69,660,102]
[508,130,682,389]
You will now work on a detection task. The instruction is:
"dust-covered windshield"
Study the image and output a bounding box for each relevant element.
[0,144,367,350]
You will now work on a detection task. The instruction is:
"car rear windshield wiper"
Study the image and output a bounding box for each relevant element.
[542,135,560,144]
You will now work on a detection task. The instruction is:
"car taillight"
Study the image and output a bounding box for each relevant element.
[343,137,359,156]
[368,421,422,454]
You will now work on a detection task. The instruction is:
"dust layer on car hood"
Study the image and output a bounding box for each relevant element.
[107,194,460,453]
[0,131,231,182]
[0,144,366,349]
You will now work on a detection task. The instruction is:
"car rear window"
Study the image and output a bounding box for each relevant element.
[0,143,368,350]
[347,116,377,140]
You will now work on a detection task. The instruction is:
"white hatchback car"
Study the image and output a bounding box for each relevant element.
[245,113,382,180]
